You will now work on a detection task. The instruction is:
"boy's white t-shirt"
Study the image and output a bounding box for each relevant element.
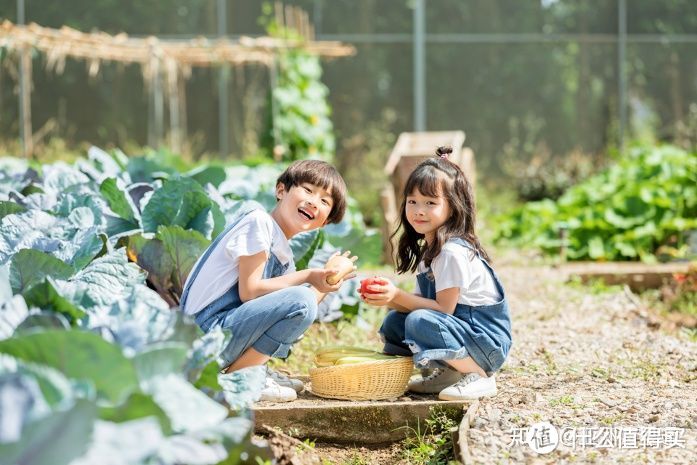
[183,209,296,315]
[414,241,501,306]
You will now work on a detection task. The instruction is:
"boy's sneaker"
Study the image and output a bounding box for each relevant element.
[266,367,304,393]
[260,376,297,402]
[438,373,497,401]
[408,365,464,394]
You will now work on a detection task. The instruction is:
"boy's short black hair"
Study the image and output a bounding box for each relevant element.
[276,159,347,224]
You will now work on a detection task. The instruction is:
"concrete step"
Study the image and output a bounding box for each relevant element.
[253,387,471,444]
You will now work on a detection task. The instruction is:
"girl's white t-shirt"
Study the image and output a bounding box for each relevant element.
[415,240,501,306]
[183,209,295,315]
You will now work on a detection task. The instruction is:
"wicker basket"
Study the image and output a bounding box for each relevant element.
[309,356,414,401]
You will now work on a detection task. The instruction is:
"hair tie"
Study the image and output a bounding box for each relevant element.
[435,146,452,159]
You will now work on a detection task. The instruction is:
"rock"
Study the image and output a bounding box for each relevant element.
[473,418,488,429]
[599,397,619,408]
[488,408,503,424]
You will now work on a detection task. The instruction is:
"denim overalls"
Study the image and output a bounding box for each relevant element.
[180,207,318,367]
[379,238,512,376]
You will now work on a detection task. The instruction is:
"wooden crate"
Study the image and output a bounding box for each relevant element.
[381,131,476,264]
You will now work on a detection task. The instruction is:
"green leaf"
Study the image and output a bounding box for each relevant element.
[0,330,139,404]
[158,225,210,295]
[193,361,222,392]
[0,295,29,340]
[185,165,226,189]
[142,374,228,433]
[64,250,145,308]
[10,249,74,294]
[588,236,605,259]
[0,399,96,465]
[69,233,107,270]
[99,392,172,434]
[0,200,26,220]
[100,177,139,224]
[140,177,216,236]
[22,278,86,323]
[291,230,325,270]
[133,343,188,384]
[126,234,175,299]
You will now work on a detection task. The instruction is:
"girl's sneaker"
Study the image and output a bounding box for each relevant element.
[266,367,304,393]
[408,366,464,394]
[260,376,297,402]
[438,373,497,400]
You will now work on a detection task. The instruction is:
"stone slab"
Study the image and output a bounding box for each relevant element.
[562,262,689,292]
[253,390,470,444]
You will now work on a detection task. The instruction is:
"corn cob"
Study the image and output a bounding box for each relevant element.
[314,345,400,367]
[333,354,397,365]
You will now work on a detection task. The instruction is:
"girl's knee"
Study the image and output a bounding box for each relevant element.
[381,310,406,335]
[405,309,434,328]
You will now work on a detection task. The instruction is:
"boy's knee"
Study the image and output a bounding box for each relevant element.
[285,286,318,322]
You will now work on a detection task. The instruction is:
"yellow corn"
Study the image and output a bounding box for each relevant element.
[333,354,397,365]
[314,346,385,367]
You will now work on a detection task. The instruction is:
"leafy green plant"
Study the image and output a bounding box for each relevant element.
[401,407,459,465]
[495,145,697,261]
[0,145,371,464]
[261,4,335,162]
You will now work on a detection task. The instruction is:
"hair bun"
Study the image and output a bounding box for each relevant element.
[436,146,453,158]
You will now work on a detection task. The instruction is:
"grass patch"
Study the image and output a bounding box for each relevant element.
[566,276,624,295]
[400,407,460,465]
[549,395,582,410]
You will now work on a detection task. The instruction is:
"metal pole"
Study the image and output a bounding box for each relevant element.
[218,0,230,157]
[313,0,322,36]
[618,0,627,153]
[413,0,426,131]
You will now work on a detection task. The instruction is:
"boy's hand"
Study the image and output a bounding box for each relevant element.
[324,250,358,281]
[359,277,398,307]
[307,268,346,293]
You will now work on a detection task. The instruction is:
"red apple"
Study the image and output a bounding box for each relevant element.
[360,277,383,295]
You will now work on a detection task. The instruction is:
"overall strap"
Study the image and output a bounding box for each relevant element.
[433,237,506,299]
[180,206,262,310]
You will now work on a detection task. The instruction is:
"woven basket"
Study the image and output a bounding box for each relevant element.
[309,356,414,401]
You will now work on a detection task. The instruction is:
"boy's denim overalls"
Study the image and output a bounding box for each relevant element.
[180,207,317,367]
[380,238,512,376]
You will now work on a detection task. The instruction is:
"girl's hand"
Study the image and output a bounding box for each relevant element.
[359,277,398,307]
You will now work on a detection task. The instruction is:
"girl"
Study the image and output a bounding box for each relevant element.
[360,147,511,400]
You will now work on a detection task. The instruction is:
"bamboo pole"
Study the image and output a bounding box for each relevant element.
[19,45,32,158]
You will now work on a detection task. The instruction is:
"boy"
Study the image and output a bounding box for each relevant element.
[181,160,354,402]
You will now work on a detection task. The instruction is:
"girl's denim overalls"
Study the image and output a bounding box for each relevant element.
[180,207,317,367]
[380,238,512,376]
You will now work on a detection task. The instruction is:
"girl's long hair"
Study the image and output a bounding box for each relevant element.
[391,146,490,274]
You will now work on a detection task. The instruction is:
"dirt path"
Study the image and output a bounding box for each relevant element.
[466,263,696,464]
[286,262,696,464]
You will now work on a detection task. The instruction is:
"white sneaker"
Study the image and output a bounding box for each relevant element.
[266,366,304,393]
[259,376,297,402]
[438,373,497,400]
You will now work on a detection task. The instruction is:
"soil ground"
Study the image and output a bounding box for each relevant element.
[258,259,697,464]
